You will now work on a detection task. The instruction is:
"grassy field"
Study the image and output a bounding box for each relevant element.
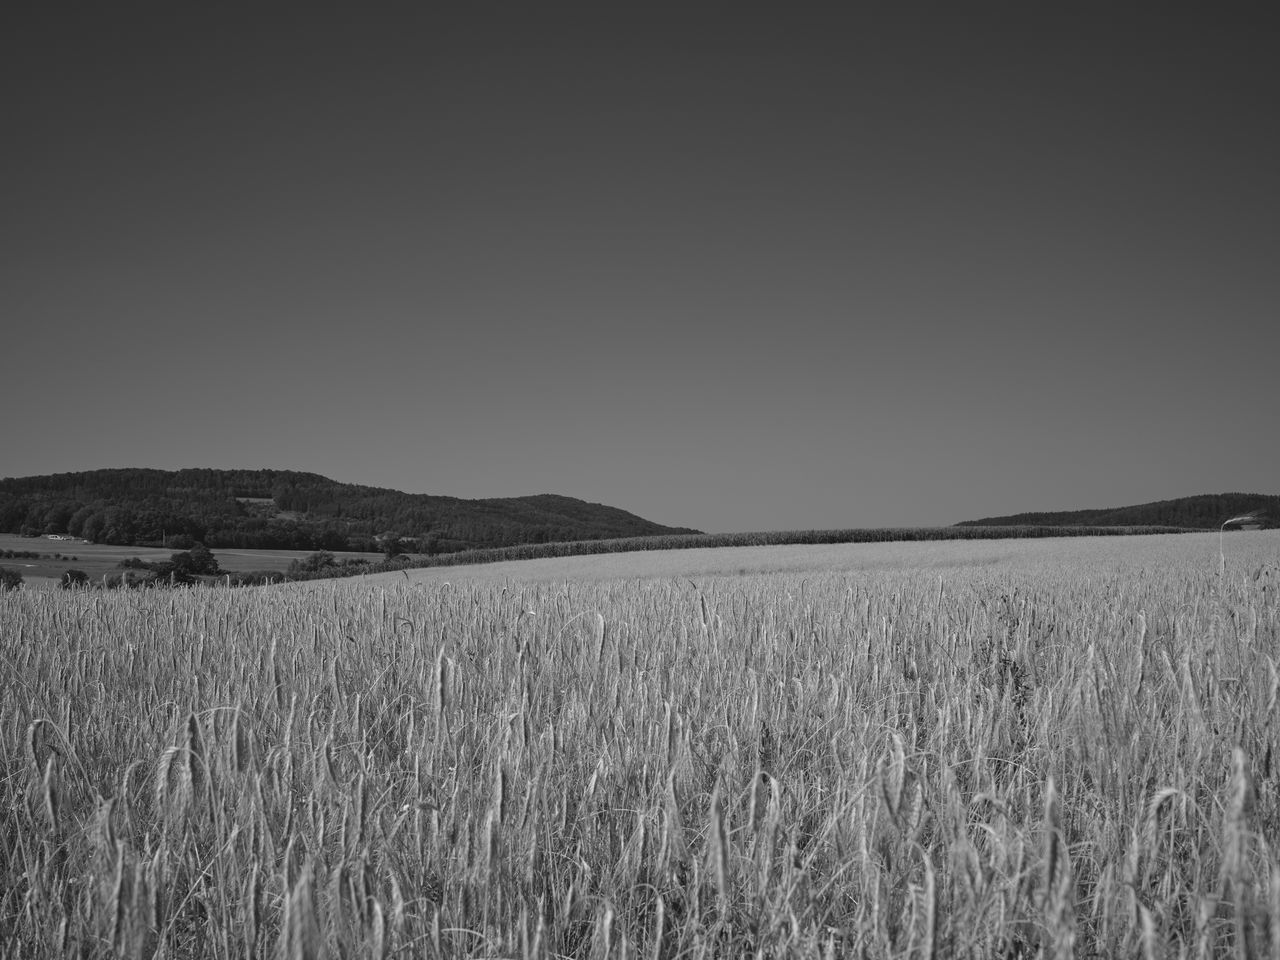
[0,533,386,587]
[1,531,1277,957]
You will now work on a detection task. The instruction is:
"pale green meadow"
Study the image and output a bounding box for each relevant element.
[2,532,1278,957]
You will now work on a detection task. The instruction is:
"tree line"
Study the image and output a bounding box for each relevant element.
[957,493,1277,529]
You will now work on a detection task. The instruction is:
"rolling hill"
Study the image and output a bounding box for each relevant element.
[0,468,701,552]
[957,493,1278,530]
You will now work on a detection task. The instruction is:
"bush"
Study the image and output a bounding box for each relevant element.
[61,569,90,589]
[289,550,337,575]
[0,567,23,591]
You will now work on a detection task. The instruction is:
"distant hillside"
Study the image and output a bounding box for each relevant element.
[957,493,1279,530]
[0,468,700,552]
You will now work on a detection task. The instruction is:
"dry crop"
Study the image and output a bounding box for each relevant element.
[1,533,1278,957]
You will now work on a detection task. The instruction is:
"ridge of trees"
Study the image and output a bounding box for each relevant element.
[0,468,700,552]
[956,493,1278,529]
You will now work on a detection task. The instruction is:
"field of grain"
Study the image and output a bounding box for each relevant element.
[2,532,1278,957]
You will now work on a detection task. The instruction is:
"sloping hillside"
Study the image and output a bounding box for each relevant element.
[0,468,700,552]
[957,493,1277,529]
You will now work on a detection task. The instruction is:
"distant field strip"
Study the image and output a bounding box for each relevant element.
[270,524,1196,587]
[2,532,1277,957]
[388,523,1195,568]
[361,530,1229,585]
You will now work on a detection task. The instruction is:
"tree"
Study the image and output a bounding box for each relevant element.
[81,511,106,543]
[187,543,219,574]
[100,506,137,545]
[67,505,96,538]
[0,567,22,591]
[316,528,348,551]
[170,543,219,577]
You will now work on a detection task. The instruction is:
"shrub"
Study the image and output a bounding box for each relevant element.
[60,569,90,589]
[0,567,22,591]
[290,550,337,574]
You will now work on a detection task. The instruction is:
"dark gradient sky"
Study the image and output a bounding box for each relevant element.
[5,8,1278,532]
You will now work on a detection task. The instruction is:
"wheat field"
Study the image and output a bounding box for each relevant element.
[2,532,1278,958]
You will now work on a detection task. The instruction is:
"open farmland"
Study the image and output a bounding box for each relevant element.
[2,533,1278,957]
[362,531,1221,585]
[0,533,387,587]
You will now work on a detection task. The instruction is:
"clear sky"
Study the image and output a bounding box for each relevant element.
[5,8,1277,532]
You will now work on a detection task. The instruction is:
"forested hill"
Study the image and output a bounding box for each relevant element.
[0,468,701,552]
[957,493,1278,530]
